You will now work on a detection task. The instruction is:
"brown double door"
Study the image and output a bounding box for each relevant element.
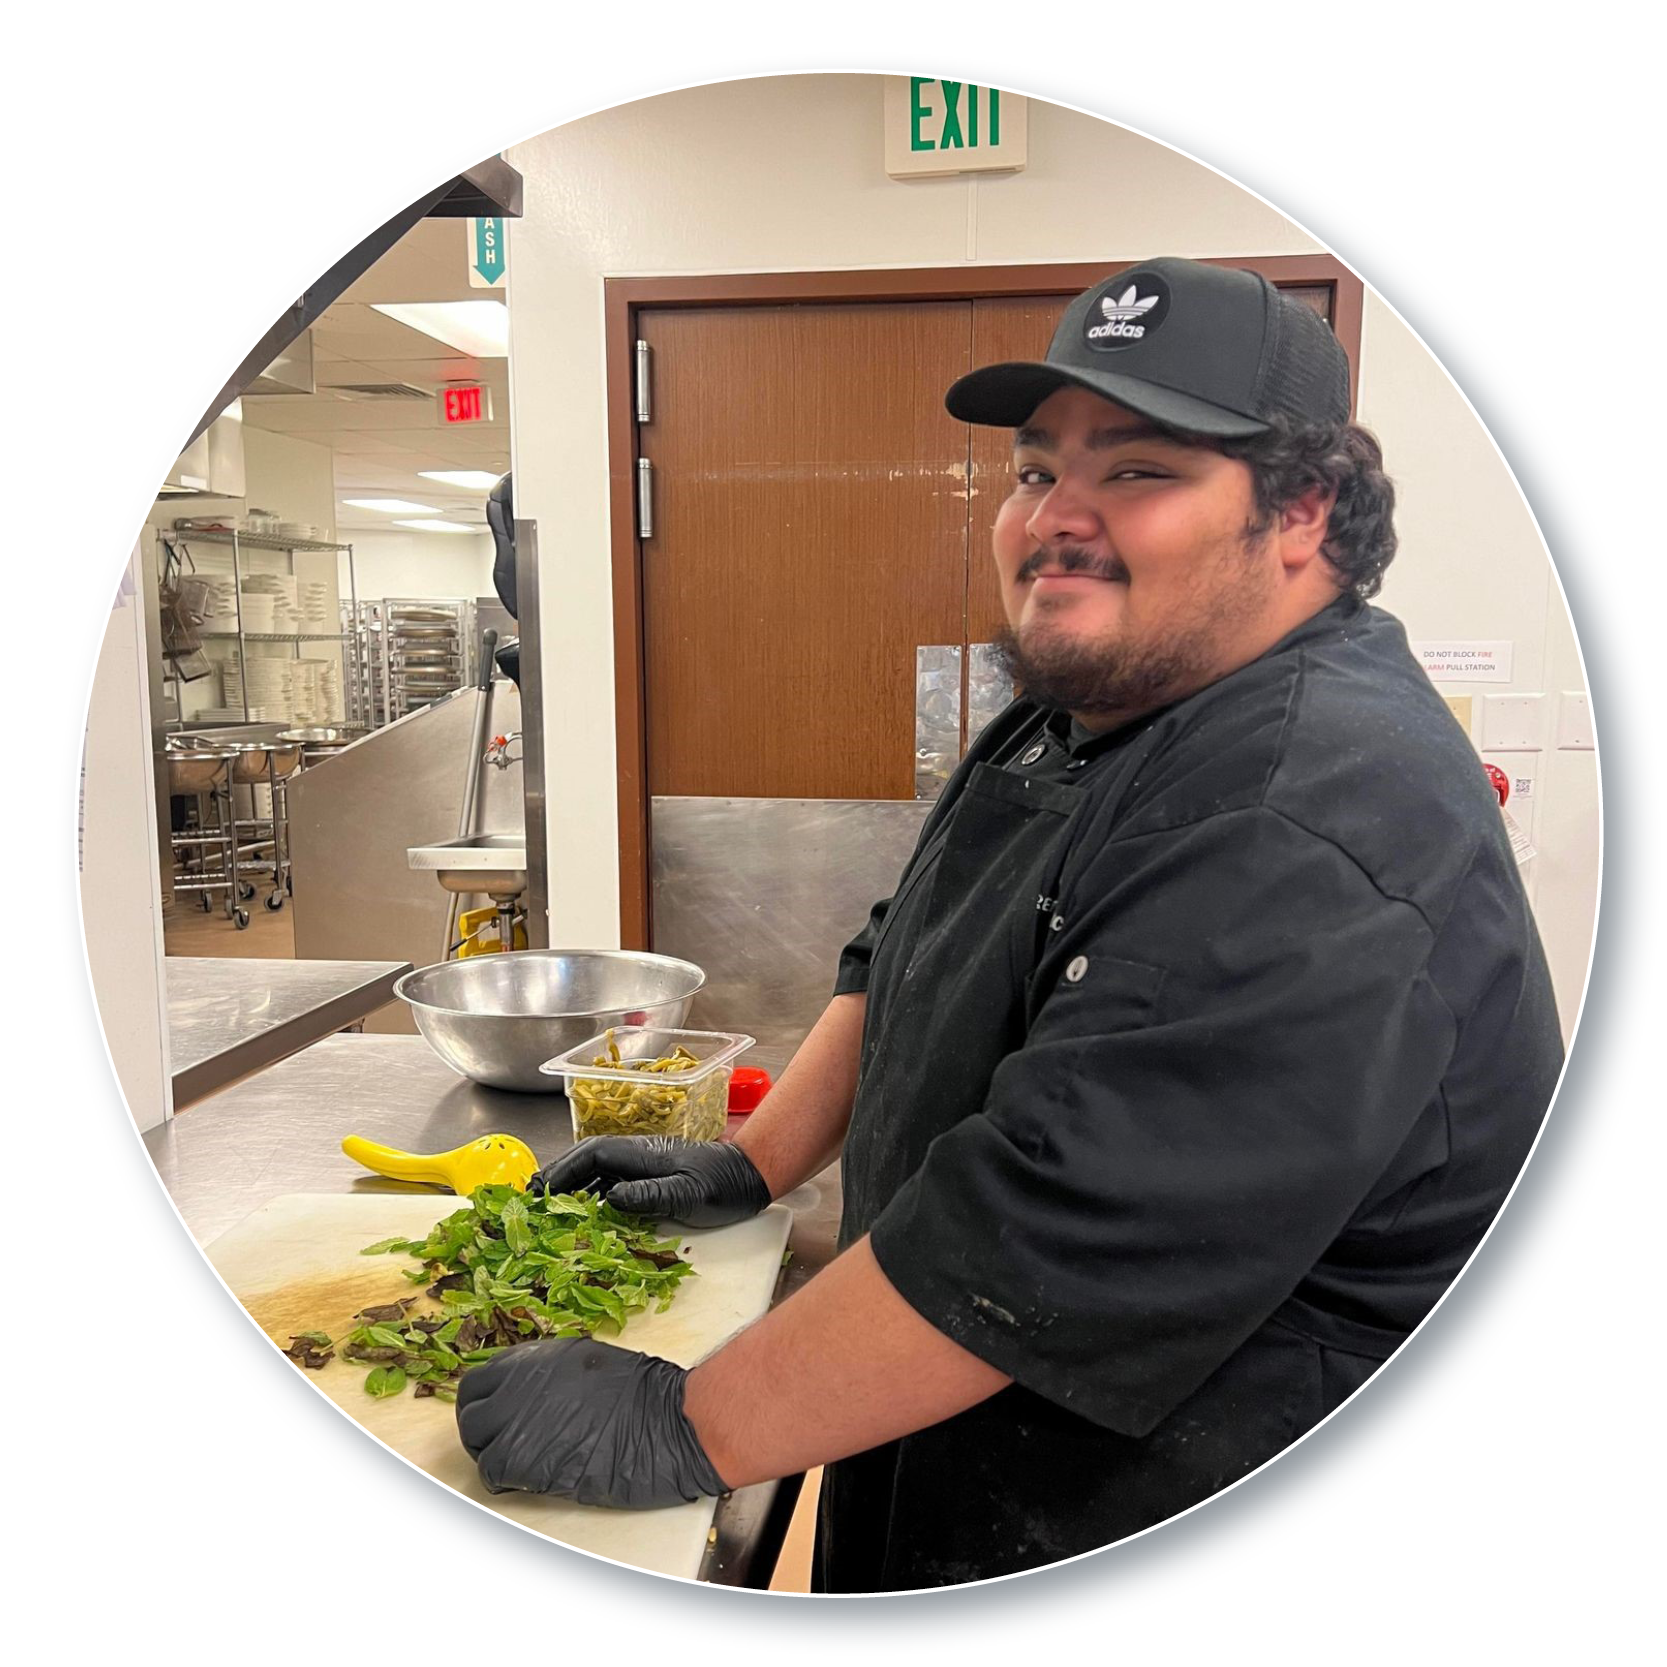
[638,286,1337,803]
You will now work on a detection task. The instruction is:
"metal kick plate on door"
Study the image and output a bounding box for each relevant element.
[915,645,962,800]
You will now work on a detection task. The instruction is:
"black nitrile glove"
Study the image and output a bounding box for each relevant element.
[528,1135,770,1229]
[456,1336,730,1508]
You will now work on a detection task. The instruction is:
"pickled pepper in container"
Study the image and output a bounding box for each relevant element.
[540,1026,757,1143]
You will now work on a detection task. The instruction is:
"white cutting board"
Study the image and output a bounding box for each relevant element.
[204,1193,793,1580]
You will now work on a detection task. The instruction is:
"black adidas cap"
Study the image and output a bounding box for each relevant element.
[945,257,1350,437]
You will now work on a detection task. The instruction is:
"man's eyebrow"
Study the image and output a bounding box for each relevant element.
[1013,422,1200,451]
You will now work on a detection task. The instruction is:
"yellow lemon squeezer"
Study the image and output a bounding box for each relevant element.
[340,1133,540,1194]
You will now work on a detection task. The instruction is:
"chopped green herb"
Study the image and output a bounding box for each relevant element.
[284,1187,694,1402]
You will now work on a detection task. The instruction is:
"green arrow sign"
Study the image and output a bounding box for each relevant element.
[468,217,505,288]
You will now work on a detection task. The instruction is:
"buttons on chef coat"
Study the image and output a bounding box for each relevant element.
[1021,742,1046,766]
[1065,955,1089,982]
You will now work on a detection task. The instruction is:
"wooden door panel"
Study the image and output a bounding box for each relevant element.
[966,296,1069,644]
[640,304,971,799]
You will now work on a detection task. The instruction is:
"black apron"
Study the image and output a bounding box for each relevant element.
[813,600,1553,1586]
[815,742,1399,1590]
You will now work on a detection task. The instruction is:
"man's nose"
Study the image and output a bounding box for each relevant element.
[1025,477,1102,544]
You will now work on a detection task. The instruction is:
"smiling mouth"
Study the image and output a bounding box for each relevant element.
[1018,550,1128,585]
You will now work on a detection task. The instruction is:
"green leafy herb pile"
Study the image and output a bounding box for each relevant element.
[280,1186,694,1402]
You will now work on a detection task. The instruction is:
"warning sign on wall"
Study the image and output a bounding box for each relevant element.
[1412,640,1514,684]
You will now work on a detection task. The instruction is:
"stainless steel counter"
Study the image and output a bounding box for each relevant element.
[166,957,413,1109]
[142,1031,840,1586]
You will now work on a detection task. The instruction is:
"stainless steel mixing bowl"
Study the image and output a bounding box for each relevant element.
[164,746,233,796]
[278,726,368,769]
[229,743,273,784]
[395,948,706,1093]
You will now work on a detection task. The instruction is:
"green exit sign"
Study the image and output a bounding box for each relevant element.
[884,77,1028,178]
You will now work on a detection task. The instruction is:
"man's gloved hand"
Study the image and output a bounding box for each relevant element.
[456,1336,730,1508]
[528,1135,771,1228]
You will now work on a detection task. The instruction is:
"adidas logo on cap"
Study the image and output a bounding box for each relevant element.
[1086,286,1160,340]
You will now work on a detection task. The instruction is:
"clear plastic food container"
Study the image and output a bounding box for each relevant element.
[541,1026,756,1144]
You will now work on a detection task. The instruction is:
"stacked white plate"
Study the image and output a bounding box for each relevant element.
[319,661,343,720]
[222,658,295,720]
[237,594,277,633]
[289,659,326,722]
[299,580,334,632]
[242,574,299,633]
[200,576,239,623]
[285,656,346,723]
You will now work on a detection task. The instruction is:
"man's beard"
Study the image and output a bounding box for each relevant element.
[992,531,1274,719]
[990,618,1205,719]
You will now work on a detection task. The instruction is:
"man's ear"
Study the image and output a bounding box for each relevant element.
[1278,485,1335,571]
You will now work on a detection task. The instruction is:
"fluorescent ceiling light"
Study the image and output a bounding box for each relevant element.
[394,519,481,535]
[418,470,503,490]
[371,299,509,357]
[342,498,439,514]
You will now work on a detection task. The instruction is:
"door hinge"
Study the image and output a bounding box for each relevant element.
[636,457,654,539]
[635,340,652,424]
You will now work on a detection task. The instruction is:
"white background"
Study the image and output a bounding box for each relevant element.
[14,3,1659,1658]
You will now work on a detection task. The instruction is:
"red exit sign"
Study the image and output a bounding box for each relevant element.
[438,384,491,425]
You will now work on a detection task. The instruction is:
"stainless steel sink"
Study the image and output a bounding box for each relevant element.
[406,832,528,897]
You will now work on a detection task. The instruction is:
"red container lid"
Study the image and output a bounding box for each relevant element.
[727,1066,773,1114]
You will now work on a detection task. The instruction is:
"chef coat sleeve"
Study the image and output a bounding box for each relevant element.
[833,892,892,997]
[865,804,1458,1438]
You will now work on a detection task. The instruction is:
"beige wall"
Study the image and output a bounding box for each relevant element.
[81,545,170,1131]
[506,74,1596,1036]
[348,526,496,604]
[147,427,339,545]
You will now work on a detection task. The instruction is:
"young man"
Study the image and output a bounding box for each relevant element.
[457,258,1564,1590]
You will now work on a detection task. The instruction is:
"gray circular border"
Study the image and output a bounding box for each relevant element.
[55,52,1653,1653]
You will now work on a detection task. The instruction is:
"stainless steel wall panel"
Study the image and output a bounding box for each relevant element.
[288,683,524,1031]
[649,796,934,1072]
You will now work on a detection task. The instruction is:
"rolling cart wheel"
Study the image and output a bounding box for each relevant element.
[238,882,256,902]
[199,893,213,912]
[233,908,250,930]
[285,874,293,895]
[265,891,285,912]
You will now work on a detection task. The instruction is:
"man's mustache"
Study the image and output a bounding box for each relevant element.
[1017,546,1129,583]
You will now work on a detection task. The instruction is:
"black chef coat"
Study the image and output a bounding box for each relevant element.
[812,595,1563,1592]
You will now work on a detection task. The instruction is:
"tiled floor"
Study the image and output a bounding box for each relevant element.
[163,882,296,959]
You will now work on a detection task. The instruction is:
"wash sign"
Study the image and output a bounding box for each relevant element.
[467,217,506,288]
[884,78,1028,178]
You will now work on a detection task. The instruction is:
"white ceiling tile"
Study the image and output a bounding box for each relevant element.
[232,222,516,499]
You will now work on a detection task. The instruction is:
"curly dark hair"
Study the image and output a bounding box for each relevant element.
[1210,417,1399,601]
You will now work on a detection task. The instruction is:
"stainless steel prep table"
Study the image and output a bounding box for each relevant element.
[142,1031,842,1586]
[166,957,413,1109]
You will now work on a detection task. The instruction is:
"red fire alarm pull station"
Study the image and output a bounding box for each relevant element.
[1484,762,1510,806]
[439,385,490,425]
